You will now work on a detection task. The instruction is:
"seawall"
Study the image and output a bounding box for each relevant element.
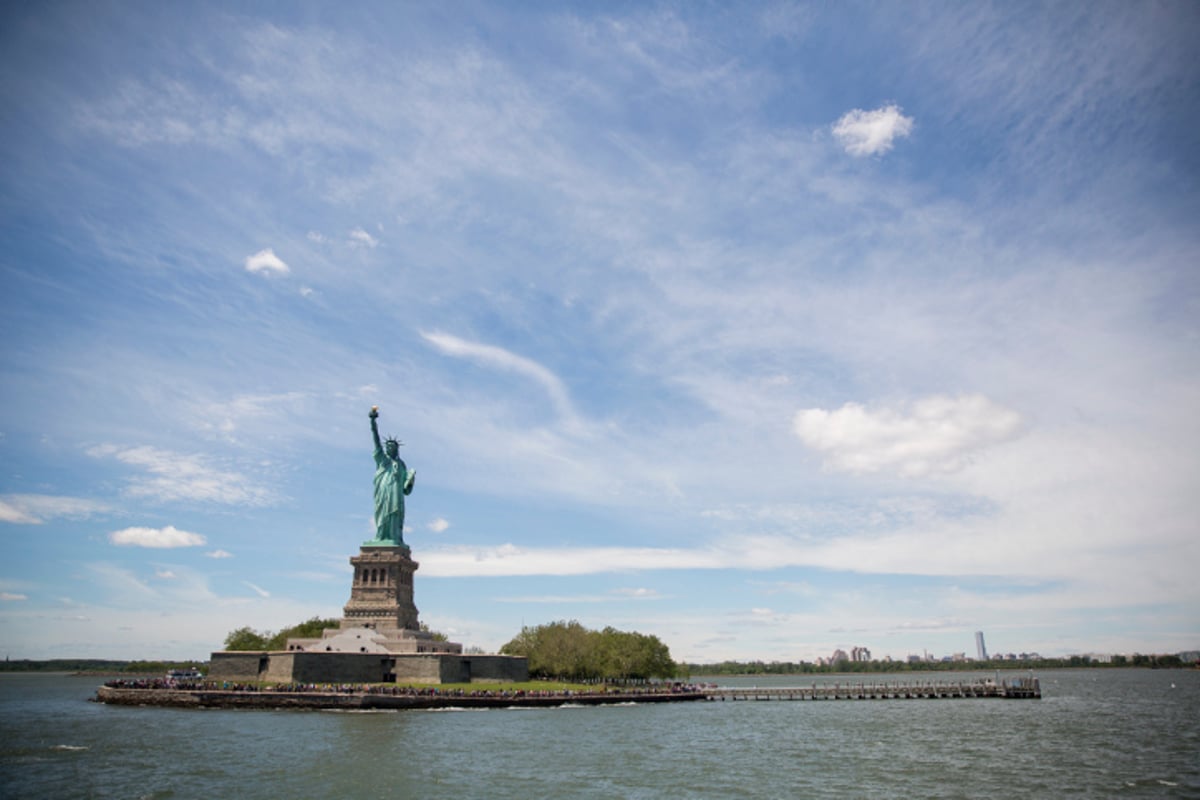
[93,685,708,711]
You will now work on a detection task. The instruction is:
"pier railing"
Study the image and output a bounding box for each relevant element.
[704,677,1040,701]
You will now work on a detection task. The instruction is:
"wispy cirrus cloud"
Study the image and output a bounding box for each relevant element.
[0,494,109,525]
[0,499,41,525]
[88,445,273,506]
[421,331,582,430]
[495,594,610,604]
[191,391,311,439]
[495,587,663,604]
[243,581,271,598]
[423,543,731,577]
[611,587,663,600]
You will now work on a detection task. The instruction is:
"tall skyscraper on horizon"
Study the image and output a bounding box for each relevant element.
[975,631,988,661]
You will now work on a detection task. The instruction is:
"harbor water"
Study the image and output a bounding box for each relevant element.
[1,669,1197,798]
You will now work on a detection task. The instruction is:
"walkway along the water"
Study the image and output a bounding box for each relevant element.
[93,681,708,710]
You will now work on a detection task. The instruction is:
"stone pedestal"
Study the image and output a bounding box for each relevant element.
[216,541,529,683]
[341,545,420,631]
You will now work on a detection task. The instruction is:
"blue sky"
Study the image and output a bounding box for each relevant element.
[2,2,1197,663]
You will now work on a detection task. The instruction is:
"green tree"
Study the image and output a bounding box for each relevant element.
[265,617,341,650]
[224,626,269,651]
[501,620,676,681]
[533,620,595,679]
[502,620,596,679]
[420,623,449,642]
[607,628,674,680]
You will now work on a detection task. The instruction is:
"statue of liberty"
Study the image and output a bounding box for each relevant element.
[367,406,415,547]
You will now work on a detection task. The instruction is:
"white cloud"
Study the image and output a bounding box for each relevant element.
[421,331,581,428]
[0,499,41,524]
[490,588,661,604]
[422,521,1154,588]
[109,525,207,548]
[206,549,233,559]
[0,494,109,524]
[423,543,731,577]
[349,227,378,248]
[832,104,914,156]
[611,587,662,599]
[191,391,311,440]
[427,517,450,533]
[306,230,328,244]
[154,569,177,580]
[243,581,271,598]
[244,248,290,275]
[792,394,1023,477]
[88,444,273,506]
[756,580,818,597]
[1,592,28,601]
[495,594,611,604]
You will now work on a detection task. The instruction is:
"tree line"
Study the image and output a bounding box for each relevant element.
[223,617,343,650]
[499,620,677,681]
[223,618,452,651]
[0,659,205,674]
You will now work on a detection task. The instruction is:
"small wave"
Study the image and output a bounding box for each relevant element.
[320,708,397,714]
[52,745,89,751]
[1156,780,1179,787]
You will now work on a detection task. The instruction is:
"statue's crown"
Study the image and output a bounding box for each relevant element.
[384,435,403,448]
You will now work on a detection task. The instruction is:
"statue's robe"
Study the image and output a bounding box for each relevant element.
[372,446,414,545]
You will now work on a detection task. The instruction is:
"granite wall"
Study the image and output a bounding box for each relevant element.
[208,650,528,684]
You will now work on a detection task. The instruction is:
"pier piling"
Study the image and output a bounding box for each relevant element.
[703,677,1040,702]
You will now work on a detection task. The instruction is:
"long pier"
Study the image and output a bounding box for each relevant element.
[704,677,1040,701]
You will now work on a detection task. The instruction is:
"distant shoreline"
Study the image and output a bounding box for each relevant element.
[681,657,1196,675]
[684,664,1196,676]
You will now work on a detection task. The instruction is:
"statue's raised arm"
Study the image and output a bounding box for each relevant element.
[369,405,383,452]
[367,406,414,548]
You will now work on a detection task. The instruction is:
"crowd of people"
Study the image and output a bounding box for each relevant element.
[101,677,708,698]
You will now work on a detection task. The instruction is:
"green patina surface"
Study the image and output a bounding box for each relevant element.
[366,407,415,547]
